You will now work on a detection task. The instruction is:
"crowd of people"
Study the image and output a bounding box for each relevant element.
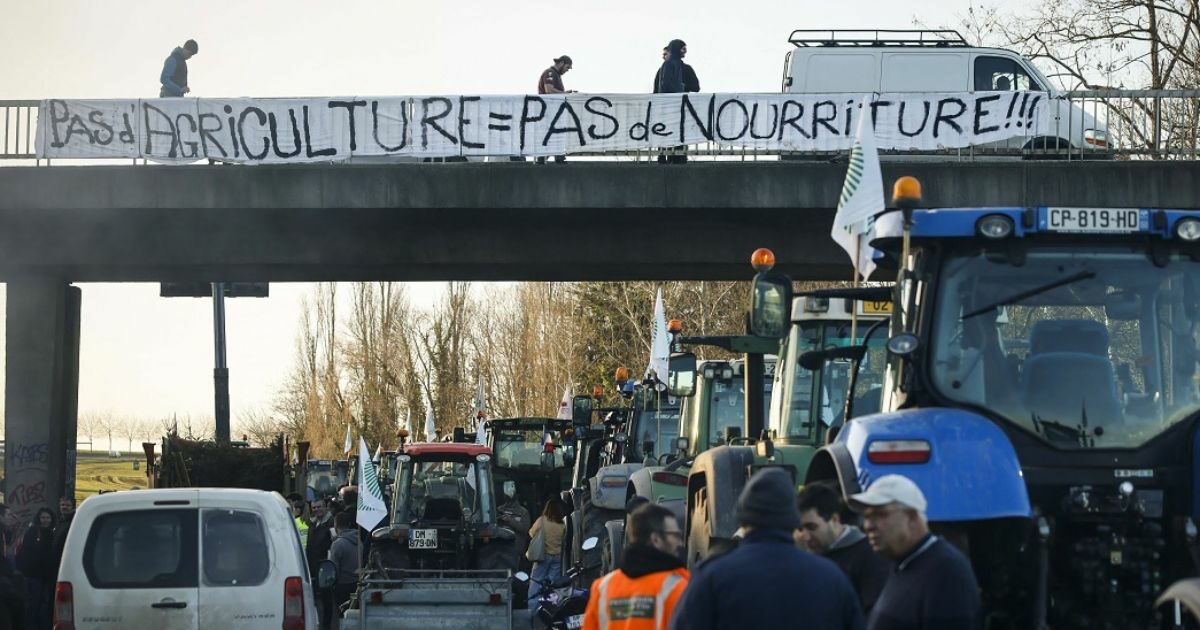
[284,487,361,629]
[0,496,75,630]
[580,470,981,630]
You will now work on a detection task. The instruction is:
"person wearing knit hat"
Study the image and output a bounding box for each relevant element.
[668,468,865,630]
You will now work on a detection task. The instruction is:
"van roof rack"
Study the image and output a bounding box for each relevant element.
[788,29,971,48]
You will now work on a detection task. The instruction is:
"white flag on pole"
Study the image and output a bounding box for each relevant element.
[356,436,388,532]
[645,288,670,382]
[343,424,353,456]
[424,407,437,442]
[831,96,887,280]
[556,386,572,420]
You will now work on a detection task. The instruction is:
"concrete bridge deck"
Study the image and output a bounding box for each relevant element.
[2,160,1197,282]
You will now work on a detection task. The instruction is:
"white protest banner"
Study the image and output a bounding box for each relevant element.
[37,99,141,159]
[37,91,1050,162]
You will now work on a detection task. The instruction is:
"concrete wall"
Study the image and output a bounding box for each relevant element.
[0,161,1197,282]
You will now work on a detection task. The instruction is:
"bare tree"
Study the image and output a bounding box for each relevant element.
[236,407,289,448]
[120,417,141,452]
[933,2,1200,155]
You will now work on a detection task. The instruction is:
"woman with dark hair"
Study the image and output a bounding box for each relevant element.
[527,496,566,607]
[16,508,56,629]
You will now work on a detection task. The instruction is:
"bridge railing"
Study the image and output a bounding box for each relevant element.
[0,101,38,160]
[4,91,1200,162]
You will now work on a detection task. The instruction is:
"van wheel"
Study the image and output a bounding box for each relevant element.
[1022,137,1071,160]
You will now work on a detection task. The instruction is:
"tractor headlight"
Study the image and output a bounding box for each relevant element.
[977,214,1014,239]
[1176,217,1200,242]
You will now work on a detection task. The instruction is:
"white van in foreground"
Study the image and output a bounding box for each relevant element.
[782,29,1108,154]
[55,488,318,630]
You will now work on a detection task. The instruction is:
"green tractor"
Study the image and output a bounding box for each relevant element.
[678,283,890,567]
[562,379,681,584]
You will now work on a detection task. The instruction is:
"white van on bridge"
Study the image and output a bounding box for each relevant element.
[782,29,1108,155]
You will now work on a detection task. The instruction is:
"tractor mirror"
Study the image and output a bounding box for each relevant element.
[675,436,690,454]
[749,272,793,339]
[571,396,593,425]
[317,560,337,589]
[582,537,599,551]
[667,352,697,397]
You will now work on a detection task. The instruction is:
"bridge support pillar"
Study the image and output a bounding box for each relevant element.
[4,280,81,521]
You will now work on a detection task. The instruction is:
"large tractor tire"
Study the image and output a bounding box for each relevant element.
[600,519,626,575]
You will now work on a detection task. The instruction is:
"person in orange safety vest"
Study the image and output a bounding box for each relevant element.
[583,504,689,630]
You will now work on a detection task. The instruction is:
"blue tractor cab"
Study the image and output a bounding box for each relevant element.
[780,182,1200,629]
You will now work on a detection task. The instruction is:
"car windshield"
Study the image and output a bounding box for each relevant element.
[395,458,490,523]
[774,318,887,440]
[493,428,565,468]
[930,248,1200,449]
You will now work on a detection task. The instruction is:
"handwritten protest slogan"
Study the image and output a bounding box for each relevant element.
[37,92,1047,163]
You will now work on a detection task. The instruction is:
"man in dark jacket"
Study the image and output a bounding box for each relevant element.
[52,496,75,575]
[654,39,699,164]
[653,44,700,94]
[160,39,198,97]
[306,497,335,629]
[799,482,892,616]
[850,475,981,630]
[669,468,864,630]
[328,511,360,614]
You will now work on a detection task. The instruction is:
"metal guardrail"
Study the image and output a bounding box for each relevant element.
[5,91,1200,162]
[0,100,37,160]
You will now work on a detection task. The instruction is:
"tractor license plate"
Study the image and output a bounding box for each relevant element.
[1045,207,1143,233]
[409,529,438,549]
[859,300,893,316]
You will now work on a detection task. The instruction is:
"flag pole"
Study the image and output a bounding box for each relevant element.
[850,234,861,343]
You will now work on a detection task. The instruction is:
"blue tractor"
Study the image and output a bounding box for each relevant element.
[763,177,1200,629]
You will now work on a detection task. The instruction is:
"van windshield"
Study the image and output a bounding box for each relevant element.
[83,509,199,589]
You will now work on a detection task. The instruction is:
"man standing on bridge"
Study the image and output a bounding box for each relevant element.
[535,55,574,163]
[159,39,198,97]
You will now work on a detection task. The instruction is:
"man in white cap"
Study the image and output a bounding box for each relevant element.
[850,474,980,630]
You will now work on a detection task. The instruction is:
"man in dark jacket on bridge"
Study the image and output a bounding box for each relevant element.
[654,39,698,164]
[160,39,198,97]
[669,468,865,630]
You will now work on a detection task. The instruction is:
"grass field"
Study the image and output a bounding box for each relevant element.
[0,452,148,504]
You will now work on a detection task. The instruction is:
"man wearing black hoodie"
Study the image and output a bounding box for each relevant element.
[583,504,688,630]
[798,482,892,617]
[654,39,698,164]
[669,468,865,630]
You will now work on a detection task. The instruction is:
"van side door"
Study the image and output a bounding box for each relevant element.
[76,503,201,630]
[197,495,302,629]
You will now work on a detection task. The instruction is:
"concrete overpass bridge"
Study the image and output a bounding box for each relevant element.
[4,158,1200,517]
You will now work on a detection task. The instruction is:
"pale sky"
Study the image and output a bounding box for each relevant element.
[0,0,1011,429]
